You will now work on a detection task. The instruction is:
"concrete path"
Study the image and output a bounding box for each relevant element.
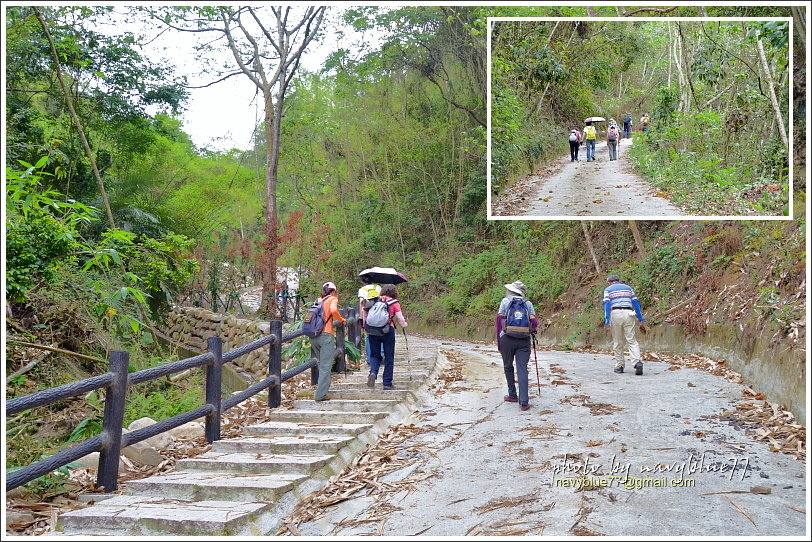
[295,340,808,537]
[493,138,686,218]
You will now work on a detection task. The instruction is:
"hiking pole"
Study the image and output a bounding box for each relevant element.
[531,333,541,396]
[401,327,412,382]
[401,328,411,364]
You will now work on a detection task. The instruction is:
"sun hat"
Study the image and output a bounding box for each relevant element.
[322,281,337,291]
[504,280,527,296]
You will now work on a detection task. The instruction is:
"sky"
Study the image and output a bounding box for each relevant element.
[134,6,378,152]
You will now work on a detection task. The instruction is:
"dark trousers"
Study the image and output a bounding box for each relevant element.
[499,334,531,406]
[368,328,396,387]
[623,123,631,139]
[569,140,580,161]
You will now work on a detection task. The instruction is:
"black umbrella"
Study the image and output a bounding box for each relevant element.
[358,266,408,284]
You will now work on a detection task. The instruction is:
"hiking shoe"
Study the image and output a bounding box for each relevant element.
[383,385,395,390]
[314,396,331,402]
[504,395,519,403]
[366,373,376,388]
[634,362,643,375]
[613,366,624,374]
[520,404,530,411]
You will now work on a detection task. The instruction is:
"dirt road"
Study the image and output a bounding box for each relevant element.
[295,335,806,537]
[492,138,687,218]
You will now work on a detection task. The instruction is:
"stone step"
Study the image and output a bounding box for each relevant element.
[293,399,401,412]
[325,388,415,401]
[319,373,429,383]
[243,421,373,437]
[58,495,274,536]
[327,382,420,392]
[269,409,389,425]
[124,471,306,502]
[212,434,355,454]
[178,451,335,475]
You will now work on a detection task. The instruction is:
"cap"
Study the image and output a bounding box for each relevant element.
[323,281,337,291]
[606,274,620,283]
[504,280,527,295]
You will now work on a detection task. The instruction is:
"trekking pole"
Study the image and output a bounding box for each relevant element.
[401,328,411,364]
[531,333,541,396]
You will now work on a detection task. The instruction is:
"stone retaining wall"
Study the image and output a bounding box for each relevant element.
[165,307,280,381]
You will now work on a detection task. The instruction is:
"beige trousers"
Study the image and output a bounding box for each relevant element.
[610,309,641,368]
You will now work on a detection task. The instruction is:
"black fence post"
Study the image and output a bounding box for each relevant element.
[204,337,222,443]
[345,305,358,354]
[310,340,319,385]
[269,320,282,408]
[334,320,346,373]
[97,350,129,493]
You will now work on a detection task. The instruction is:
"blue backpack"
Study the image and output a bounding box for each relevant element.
[504,297,531,338]
[301,296,333,338]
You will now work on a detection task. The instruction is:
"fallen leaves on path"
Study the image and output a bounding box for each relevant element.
[276,422,435,535]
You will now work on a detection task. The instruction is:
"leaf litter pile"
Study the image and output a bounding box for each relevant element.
[4,370,323,536]
[571,347,806,459]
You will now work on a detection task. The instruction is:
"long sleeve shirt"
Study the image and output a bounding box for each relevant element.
[321,295,346,336]
[603,283,644,325]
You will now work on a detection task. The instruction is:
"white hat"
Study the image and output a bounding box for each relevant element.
[504,281,526,296]
[322,281,337,291]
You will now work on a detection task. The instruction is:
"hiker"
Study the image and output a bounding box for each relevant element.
[582,121,597,162]
[640,113,650,133]
[365,284,408,390]
[568,129,582,162]
[313,282,347,401]
[603,274,645,375]
[496,281,538,411]
[606,122,621,161]
[358,274,384,365]
[623,113,632,139]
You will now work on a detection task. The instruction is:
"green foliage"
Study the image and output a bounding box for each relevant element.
[123,387,202,427]
[5,161,97,302]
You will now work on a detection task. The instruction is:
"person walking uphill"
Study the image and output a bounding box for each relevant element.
[623,113,632,139]
[496,281,539,411]
[358,274,383,366]
[568,129,581,162]
[313,282,346,401]
[365,284,408,390]
[606,121,621,161]
[603,274,645,375]
[582,121,597,162]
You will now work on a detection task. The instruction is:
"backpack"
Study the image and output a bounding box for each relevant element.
[365,298,396,336]
[608,126,618,141]
[301,296,333,338]
[569,133,577,142]
[584,125,596,140]
[624,114,632,124]
[504,297,531,338]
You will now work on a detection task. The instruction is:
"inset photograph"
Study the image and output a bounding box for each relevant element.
[488,18,792,219]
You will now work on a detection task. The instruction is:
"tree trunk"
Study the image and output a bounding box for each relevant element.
[757,39,789,148]
[628,221,646,259]
[34,8,116,229]
[581,221,602,275]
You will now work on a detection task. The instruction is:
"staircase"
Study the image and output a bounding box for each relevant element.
[56,346,444,536]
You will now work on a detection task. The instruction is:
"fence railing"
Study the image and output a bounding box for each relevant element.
[6,307,359,493]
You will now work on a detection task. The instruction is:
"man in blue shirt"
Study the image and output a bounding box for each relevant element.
[603,274,645,375]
